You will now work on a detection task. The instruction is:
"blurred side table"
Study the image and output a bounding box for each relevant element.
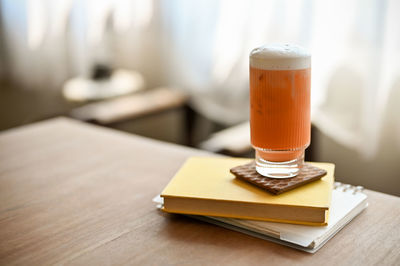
[69,87,192,145]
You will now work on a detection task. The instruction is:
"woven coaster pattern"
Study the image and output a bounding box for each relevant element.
[230,161,327,195]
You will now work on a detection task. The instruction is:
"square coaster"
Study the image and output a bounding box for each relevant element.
[230,161,327,195]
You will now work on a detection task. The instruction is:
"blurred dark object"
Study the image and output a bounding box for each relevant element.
[92,64,113,80]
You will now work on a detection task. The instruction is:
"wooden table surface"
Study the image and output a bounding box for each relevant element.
[0,118,399,266]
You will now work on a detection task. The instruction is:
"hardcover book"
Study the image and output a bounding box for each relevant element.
[160,157,335,225]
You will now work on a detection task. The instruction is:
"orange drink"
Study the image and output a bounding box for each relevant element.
[249,44,311,178]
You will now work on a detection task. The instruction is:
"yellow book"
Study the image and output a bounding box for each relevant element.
[161,157,335,226]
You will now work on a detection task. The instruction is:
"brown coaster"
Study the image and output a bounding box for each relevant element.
[230,161,327,195]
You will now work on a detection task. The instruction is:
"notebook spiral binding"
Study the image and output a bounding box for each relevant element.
[334,182,364,195]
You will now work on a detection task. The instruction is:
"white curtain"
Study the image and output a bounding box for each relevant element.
[1,0,400,158]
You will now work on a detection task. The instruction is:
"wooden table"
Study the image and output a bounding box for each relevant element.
[1,118,399,265]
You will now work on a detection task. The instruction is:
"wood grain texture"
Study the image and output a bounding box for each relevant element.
[0,117,399,266]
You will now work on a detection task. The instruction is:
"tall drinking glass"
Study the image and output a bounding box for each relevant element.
[250,44,311,178]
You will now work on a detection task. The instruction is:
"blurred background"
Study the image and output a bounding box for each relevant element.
[0,0,399,196]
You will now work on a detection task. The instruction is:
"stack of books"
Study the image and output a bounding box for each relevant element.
[155,157,368,253]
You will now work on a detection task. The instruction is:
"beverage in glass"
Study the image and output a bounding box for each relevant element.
[249,44,311,178]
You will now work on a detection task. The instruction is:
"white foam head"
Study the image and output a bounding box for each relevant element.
[250,44,311,70]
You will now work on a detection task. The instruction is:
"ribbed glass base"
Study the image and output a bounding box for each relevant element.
[255,149,304,179]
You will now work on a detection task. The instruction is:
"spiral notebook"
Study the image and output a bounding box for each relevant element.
[154,182,368,253]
